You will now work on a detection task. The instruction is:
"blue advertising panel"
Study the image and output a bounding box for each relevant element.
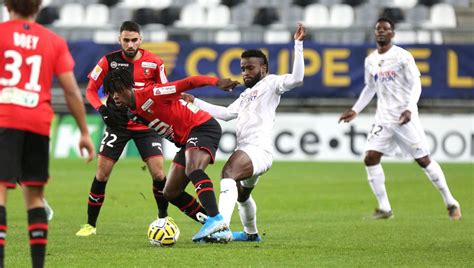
[68,41,474,99]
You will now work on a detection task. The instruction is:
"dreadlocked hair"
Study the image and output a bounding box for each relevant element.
[103,68,134,95]
[241,49,269,73]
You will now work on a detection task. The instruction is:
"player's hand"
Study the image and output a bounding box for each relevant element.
[78,134,95,163]
[294,22,306,41]
[338,110,357,123]
[399,110,411,125]
[217,78,240,92]
[181,93,195,103]
[98,105,121,128]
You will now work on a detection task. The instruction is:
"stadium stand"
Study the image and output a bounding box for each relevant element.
[2,0,471,113]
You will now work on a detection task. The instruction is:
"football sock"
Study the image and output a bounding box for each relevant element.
[218,178,238,226]
[366,164,392,212]
[87,177,107,227]
[169,192,207,223]
[189,169,218,217]
[28,207,48,268]
[423,160,457,206]
[237,195,258,234]
[0,206,6,267]
[152,178,169,218]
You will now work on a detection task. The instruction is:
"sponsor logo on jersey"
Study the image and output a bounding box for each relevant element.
[153,85,176,95]
[374,70,396,82]
[90,65,102,81]
[110,61,129,69]
[141,98,154,111]
[142,62,157,69]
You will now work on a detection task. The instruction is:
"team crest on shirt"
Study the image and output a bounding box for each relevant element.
[144,68,151,76]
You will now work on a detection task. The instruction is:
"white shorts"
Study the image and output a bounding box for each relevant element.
[236,144,273,188]
[365,116,430,159]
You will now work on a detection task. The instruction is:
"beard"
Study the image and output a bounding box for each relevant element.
[244,72,262,88]
[123,48,139,58]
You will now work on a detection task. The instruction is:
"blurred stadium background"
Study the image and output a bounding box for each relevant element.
[1,2,473,266]
[1,0,472,162]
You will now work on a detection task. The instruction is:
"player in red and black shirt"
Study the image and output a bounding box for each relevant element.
[78,21,170,237]
[0,0,95,266]
[103,68,240,242]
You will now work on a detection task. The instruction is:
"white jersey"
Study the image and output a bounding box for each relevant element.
[353,45,422,124]
[194,40,305,153]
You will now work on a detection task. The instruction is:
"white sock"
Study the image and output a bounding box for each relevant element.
[237,195,258,234]
[366,164,392,212]
[423,160,458,207]
[218,178,238,226]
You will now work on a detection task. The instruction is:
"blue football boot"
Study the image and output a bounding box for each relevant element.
[192,213,228,242]
[232,231,262,242]
[206,229,233,243]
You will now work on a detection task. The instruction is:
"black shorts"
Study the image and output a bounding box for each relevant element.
[173,118,222,167]
[99,127,163,162]
[0,128,49,188]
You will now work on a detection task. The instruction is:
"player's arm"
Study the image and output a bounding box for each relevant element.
[154,57,169,83]
[339,58,376,123]
[85,58,122,127]
[279,23,306,94]
[152,76,239,95]
[181,93,239,121]
[85,57,108,110]
[399,54,422,125]
[58,72,95,162]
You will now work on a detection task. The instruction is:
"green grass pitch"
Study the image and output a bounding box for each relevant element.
[4,159,473,267]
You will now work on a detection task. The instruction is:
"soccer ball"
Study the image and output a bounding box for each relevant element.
[147,217,180,246]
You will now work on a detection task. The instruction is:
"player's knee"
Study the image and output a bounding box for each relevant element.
[151,171,166,181]
[221,167,237,180]
[364,152,381,166]
[415,155,431,168]
[163,188,179,201]
[95,171,110,182]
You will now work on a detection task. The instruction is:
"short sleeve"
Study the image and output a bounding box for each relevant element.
[54,37,75,75]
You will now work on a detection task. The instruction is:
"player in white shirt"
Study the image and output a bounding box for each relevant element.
[182,23,305,241]
[339,18,461,220]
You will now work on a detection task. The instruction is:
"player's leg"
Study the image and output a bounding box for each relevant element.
[364,150,392,218]
[0,186,6,267]
[23,186,48,268]
[219,150,254,226]
[364,124,394,219]
[163,154,207,223]
[234,184,261,241]
[21,131,50,268]
[184,119,229,241]
[134,132,168,218]
[77,128,127,236]
[0,128,24,266]
[396,119,460,220]
[415,155,461,220]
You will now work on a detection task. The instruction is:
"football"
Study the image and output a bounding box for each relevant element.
[147,217,180,247]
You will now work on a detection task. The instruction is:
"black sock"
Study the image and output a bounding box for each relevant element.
[0,206,6,268]
[169,192,207,223]
[28,207,48,268]
[188,169,218,217]
[152,178,169,218]
[87,177,107,227]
